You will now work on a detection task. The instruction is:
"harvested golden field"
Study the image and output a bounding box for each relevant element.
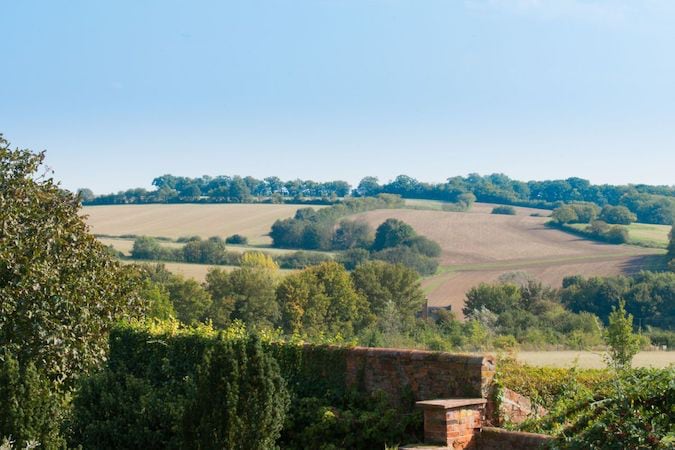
[351,204,663,318]
[83,203,319,245]
[516,351,675,369]
[121,259,294,281]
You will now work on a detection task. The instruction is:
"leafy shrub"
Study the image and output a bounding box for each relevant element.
[548,220,630,245]
[176,235,201,243]
[280,390,422,450]
[225,234,248,244]
[276,251,333,269]
[600,205,637,225]
[525,368,674,449]
[496,357,609,409]
[491,205,516,215]
[604,225,629,244]
[338,248,371,270]
[183,236,228,264]
[371,246,439,276]
[332,220,373,250]
[403,236,441,257]
[131,236,166,259]
[551,205,578,223]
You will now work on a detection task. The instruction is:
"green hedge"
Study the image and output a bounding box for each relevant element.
[0,350,66,450]
[71,324,288,449]
[70,322,422,450]
[522,367,675,448]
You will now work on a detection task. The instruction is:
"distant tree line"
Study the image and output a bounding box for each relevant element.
[356,174,674,225]
[80,175,352,205]
[129,235,332,270]
[80,173,674,224]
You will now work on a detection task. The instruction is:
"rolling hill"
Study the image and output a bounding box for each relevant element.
[83,201,664,319]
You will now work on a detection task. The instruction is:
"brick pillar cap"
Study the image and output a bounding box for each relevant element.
[416,398,487,410]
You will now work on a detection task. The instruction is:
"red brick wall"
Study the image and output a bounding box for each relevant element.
[486,386,548,426]
[476,427,552,449]
[342,347,496,401]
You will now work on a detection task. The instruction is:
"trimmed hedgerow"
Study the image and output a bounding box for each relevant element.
[71,323,288,450]
[70,322,422,450]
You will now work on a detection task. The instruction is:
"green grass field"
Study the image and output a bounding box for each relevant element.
[626,223,671,247]
[567,222,670,248]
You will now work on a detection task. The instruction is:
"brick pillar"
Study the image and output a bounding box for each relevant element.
[416,398,486,449]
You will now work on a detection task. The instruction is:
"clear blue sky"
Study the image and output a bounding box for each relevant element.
[2,0,674,194]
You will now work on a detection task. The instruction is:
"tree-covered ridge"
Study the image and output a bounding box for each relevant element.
[82,174,352,205]
[81,172,674,224]
[358,174,674,225]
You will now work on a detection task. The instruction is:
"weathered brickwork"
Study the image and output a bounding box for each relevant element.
[417,399,486,449]
[342,347,496,401]
[485,386,548,426]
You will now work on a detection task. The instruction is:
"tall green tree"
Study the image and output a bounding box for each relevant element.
[277,262,369,338]
[463,283,521,316]
[351,261,425,330]
[604,299,641,370]
[182,336,289,450]
[332,220,373,250]
[371,218,415,251]
[168,277,212,325]
[600,205,637,225]
[0,136,145,386]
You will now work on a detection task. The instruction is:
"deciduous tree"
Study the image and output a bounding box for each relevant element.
[0,136,145,385]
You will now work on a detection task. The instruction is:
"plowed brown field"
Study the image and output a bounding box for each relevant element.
[350,204,663,318]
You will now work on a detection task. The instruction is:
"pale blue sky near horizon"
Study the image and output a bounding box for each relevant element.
[2,0,674,194]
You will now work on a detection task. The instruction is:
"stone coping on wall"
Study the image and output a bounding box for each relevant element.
[417,398,487,409]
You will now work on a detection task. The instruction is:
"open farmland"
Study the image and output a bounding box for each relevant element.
[350,203,663,318]
[516,351,675,369]
[83,203,322,245]
[88,202,664,318]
